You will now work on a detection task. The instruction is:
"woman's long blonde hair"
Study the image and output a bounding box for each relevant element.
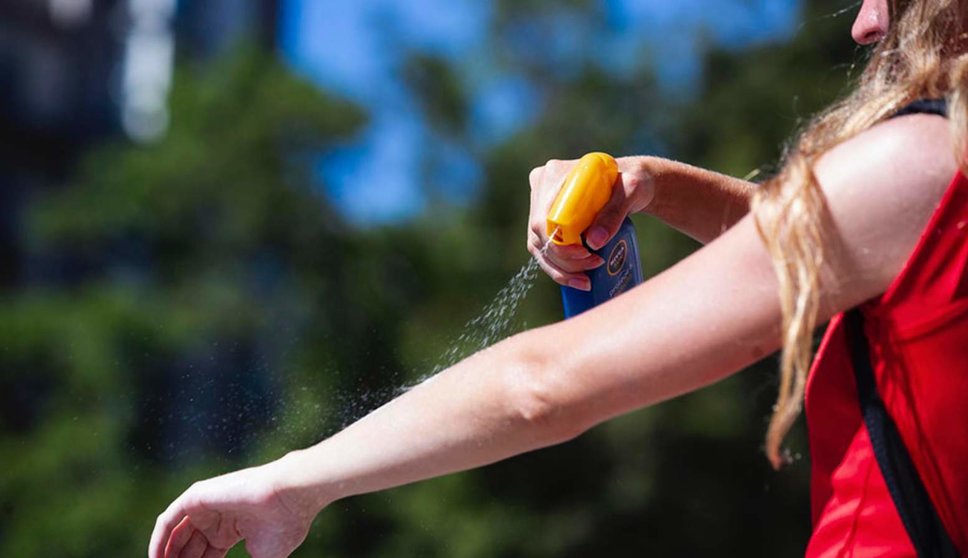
[754,0,968,469]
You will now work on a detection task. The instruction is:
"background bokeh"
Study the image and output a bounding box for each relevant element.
[0,0,863,556]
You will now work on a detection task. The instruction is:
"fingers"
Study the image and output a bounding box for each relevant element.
[184,531,230,558]
[201,547,229,558]
[151,497,190,558]
[181,530,208,558]
[528,165,544,191]
[527,229,602,289]
[529,157,614,288]
[549,252,603,274]
[162,516,232,558]
[205,511,242,550]
[528,159,599,255]
[586,171,632,250]
[536,257,591,290]
[165,516,196,558]
[150,486,219,558]
[527,158,575,245]
[528,229,592,261]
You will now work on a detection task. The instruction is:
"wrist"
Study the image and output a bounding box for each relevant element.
[617,155,661,214]
[271,449,339,517]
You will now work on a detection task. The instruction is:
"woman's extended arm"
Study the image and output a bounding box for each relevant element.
[150,206,785,558]
[150,114,953,558]
[527,156,755,289]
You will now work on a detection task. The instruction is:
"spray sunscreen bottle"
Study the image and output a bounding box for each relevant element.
[546,152,643,318]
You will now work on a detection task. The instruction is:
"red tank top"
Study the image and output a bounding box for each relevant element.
[804,170,968,556]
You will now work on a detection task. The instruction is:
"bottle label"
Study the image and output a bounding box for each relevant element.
[606,239,628,276]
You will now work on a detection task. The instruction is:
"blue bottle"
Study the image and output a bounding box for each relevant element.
[560,217,643,318]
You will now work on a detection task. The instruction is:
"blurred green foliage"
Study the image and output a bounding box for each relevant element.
[1,1,859,556]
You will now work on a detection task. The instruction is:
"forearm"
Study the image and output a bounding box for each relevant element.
[278,336,579,513]
[631,156,755,243]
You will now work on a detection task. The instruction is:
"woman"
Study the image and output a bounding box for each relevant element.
[149,1,968,556]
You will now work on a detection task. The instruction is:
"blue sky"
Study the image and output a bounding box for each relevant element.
[279,0,802,225]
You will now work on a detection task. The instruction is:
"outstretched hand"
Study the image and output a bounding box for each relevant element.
[149,456,321,558]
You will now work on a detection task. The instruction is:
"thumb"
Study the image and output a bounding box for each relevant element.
[586,171,632,250]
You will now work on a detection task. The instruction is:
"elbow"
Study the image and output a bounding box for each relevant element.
[502,334,588,445]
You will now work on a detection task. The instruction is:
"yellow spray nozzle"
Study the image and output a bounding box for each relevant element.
[546,152,619,246]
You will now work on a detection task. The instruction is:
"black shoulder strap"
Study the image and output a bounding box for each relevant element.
[844,309,959,557]
[893,98,948,118]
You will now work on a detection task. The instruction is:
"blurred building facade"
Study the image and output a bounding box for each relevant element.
[0,0,279,288]
[0,0,121,288]
[0,0,282,460]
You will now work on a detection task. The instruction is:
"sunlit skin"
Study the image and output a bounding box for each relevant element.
[150,4,957,558]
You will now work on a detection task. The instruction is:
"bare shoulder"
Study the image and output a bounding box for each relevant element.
[815,113,956,207]
[812,113,957,307]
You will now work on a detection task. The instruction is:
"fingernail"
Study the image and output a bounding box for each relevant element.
[586,226,608,249]
[591,256,605,268]
[568,278,590,291]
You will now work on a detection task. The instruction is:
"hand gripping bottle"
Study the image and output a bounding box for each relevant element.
[546,153,643,318]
